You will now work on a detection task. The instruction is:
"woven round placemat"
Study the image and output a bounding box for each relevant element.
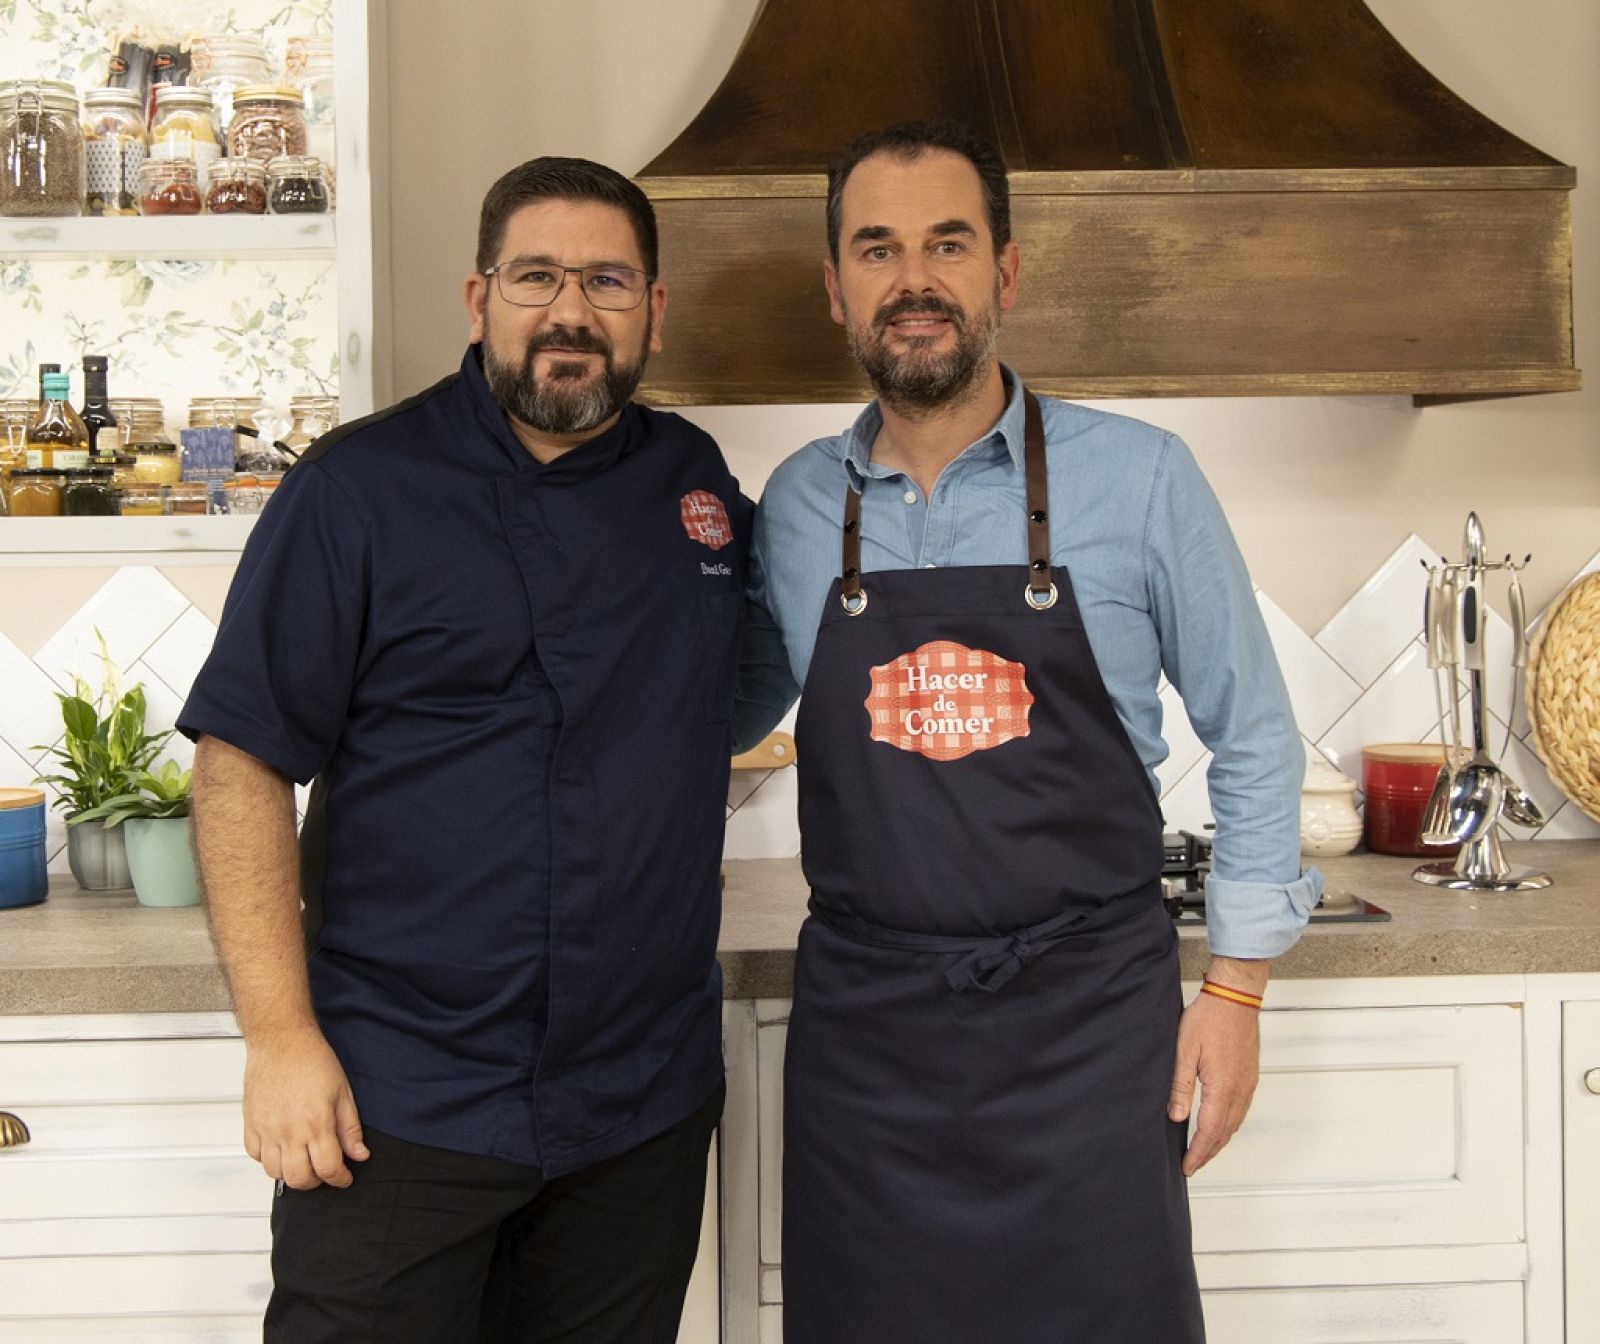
[1527,571,1600,822]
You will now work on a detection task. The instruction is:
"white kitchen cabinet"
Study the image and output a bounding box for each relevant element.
[1564,998,1600,1340]
[0,1013,720,1341]
[718,977,1600,1344]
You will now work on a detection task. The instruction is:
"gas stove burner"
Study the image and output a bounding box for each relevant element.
[1160,830,1390,926]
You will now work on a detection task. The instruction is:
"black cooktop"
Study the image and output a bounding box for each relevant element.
[1161,831,1390,926]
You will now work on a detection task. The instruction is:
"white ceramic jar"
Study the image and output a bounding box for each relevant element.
[1301,759,1363,857]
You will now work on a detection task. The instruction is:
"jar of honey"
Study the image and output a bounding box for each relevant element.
[130,442,182,486]
[118,482,164,516]
[8,468,65,516]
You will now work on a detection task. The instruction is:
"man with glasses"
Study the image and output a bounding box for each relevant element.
[182,157,770,1341]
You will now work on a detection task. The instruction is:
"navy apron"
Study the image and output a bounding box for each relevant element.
[781,393,1206,1343]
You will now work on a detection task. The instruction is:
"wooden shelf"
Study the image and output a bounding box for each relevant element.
[0,516,258,564]
[0,215,336,260]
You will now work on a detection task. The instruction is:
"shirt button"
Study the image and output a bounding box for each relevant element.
[902,490,917,505]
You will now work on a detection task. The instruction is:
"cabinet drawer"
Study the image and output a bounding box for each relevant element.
[0,1036,269,1233]
[0,1253,270,1322]
[1201,1281,1522,1342]
[1191,1004,1523,1252]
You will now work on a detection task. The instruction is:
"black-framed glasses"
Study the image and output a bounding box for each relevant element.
[484,261,653,311]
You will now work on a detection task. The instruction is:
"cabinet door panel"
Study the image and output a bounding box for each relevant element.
[1191,1005,1523,1252]
[1201,1281,1522,1342]
[0,1253,270,1318]
[1563,999,1600,1340]
[0,1039,244,1104]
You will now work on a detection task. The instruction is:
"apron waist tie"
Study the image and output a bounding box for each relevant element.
[808,897,1102,994]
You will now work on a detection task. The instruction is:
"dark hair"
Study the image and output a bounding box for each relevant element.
[826,119,1011,262]
[475,157,660,277]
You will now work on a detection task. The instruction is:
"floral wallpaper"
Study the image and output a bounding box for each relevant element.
[1,0,337,436]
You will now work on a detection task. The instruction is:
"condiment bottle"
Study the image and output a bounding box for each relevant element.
[25,371,89,470]
[80,355,120,460]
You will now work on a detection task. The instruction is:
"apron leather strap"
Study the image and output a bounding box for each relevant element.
[838,388,1054,613]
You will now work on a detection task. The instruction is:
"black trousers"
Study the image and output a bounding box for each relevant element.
[264,1085,723,1343]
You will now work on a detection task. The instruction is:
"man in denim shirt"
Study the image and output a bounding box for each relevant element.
[752,120,1323,1343]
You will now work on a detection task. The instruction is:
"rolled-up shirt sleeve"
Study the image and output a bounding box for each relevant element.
[1145,434,1324,959]
[176,461,370,784]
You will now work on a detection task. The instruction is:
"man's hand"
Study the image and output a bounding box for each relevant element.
[243,1026,369,1190]
[1166,957,1267,1177]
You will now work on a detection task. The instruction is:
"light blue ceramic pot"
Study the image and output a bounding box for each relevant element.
[123,816,203,908]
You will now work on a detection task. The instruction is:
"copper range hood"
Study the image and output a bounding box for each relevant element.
[636,0,1578,406]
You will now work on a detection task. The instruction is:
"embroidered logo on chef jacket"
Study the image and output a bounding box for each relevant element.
[680,490,733,550]
[866,640,1034,761]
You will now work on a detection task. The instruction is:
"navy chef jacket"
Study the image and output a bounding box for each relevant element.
[178,346,745,1175]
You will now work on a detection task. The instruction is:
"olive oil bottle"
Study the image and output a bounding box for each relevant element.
[26,371,90,470]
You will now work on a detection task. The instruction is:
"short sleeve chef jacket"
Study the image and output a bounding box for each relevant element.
[178,345,745,1176]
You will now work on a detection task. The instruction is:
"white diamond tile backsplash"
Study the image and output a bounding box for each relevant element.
[1255,589,1362,741]
[1,536,1595,867]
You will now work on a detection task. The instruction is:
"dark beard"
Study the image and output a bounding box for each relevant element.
[846,292,1000,415]
[483,317,649,436]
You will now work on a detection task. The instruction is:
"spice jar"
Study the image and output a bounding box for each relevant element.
[8,469,65,516]
[267,155,329,215]
[150,86,220,175]
[187,396,261,432]
[189,34,271,131]
[1,399,31,494]
[227,85,307,164]
[111,399,169,449]
[129,442,181,486]
[118,482,164,516]
[61,467,119,516]
[286,36,336,190]
[165,481,210,516]
[138,158,202,216]
[0,80,85,217]
[81,88,147,216]
[205,158,267,214]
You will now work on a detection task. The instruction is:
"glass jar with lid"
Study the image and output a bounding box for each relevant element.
[267,155,329,215]
[227,85,307,164]
[189,34,271,130]
[61,467,119,516]
[129,442,182,486]
[118,482,164,516]
[81,88,147,216]
[150,85,220,176]
[1,399,31,493]
[165,481,210,516]
[286,36,336,189]
[188,396,262,432]
[137,158,203,216]
[0,79,84,217]
[205,158,267,214]
[8,468,65,516]
[110,398,168,449]
[284,393,338,452]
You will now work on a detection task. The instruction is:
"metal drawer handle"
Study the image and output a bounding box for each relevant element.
[1586,1069,1600,1097]
[0,1112,29,1149]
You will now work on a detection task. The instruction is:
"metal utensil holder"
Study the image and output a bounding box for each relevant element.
[1413,512,1551,891]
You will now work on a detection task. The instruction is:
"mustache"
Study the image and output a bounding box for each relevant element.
[526,326,612,358]
[872,295,965,333]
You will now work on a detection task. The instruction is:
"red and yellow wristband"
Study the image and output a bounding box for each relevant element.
[1200,978,1264,1010]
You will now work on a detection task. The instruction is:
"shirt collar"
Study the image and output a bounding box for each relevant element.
[839,364,1029,487]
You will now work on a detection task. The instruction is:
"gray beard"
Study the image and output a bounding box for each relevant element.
[846,293,1001,416]
[483,318,650,436]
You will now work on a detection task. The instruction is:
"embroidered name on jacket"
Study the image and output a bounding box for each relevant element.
[866,640,1034,761]
[681,490,732,550]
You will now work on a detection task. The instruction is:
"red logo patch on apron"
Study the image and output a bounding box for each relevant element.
[866,640,1034,762]
[680,490,733,551]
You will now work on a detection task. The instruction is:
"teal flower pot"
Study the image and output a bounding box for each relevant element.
[123,816,203,908]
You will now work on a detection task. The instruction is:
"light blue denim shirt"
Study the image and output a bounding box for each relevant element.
[743,371,1323,960]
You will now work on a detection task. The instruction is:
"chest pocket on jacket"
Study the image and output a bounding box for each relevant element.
[699,589,740,724]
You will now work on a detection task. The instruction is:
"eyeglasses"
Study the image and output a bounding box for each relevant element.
[484,260,653,311]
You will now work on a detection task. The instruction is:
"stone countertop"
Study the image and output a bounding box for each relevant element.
[3,843,1597,1015]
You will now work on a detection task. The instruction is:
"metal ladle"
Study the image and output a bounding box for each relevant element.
[1437,576,1503,844]
[1498,568,1546,828]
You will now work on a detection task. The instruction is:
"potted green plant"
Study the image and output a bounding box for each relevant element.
[72,760,200,908]
[32,644,172,891]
